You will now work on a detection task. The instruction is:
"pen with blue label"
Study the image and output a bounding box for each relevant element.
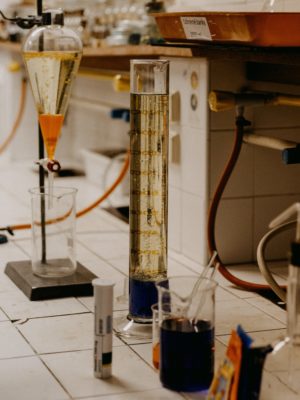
[92,279,115,379]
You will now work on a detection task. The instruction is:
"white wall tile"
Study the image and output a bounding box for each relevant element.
[186,59,209,130]
[169,57,209,129]
[73,76,129,107]
[168,187,182,253]
[250,80,300,129]
[182,193,207,264]
[214,198,253,264]
[169,160,181,190]
[181,127,208,196]
[253,128,300,196]
[169,57,193,129]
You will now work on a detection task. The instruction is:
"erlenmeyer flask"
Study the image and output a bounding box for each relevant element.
[156,276,218,392]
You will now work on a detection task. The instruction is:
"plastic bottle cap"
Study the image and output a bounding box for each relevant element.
[92,278,115,287]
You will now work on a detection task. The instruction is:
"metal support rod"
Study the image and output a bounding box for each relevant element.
[37,0,43,16]
[36,0,46,263]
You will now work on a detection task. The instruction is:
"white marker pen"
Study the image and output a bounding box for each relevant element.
[92,278,115,379]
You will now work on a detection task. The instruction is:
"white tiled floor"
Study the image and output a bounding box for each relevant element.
[0,162,294,399]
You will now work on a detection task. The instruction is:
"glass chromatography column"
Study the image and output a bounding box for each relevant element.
[116,60,169,338]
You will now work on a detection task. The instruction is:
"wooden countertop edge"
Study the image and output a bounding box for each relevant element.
[0,41,193,58]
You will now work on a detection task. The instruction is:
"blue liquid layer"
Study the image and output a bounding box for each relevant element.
[129,278,158,319]
[160,318,214,392]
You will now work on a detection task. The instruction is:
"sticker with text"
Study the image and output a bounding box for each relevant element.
[181,17,212,40]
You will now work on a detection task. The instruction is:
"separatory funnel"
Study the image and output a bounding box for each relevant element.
[22,9,82,202]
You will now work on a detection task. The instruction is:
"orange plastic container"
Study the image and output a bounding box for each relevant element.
[154,12,300,47]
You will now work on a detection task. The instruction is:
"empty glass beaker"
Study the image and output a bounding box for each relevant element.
[156,276,218,393]
[30,186,77,278]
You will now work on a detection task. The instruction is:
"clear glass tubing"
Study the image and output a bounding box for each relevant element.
[115,59,169,339]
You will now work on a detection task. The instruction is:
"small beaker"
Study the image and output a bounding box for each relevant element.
[156,276,218,393]
[151,303,159,370]
[30,186,77,278]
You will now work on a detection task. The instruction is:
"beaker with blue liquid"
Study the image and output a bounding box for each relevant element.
[156,276,218,392]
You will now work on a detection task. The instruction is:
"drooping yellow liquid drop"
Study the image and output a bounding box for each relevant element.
[38,114,64,160]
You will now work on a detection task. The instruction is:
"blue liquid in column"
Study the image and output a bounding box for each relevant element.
[129,278,158,319]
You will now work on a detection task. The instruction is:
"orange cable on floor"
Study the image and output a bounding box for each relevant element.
[0,77,27,155]
[4,150,130,233]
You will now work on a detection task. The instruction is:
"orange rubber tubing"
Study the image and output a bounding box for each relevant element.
[0,77,27,155]
[207,115,286,293]
[6,150,130,232]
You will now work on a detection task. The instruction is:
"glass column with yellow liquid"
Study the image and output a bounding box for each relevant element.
[22,9,82,203]
[116,60,169,339]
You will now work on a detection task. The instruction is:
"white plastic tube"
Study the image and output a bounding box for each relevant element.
[92,279,115,379]
[257,220,296,302]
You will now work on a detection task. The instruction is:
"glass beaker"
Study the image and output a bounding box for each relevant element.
[156,276,218,393]
[30,186,77,278]
[115,59,169,339]
[151,303,160,370]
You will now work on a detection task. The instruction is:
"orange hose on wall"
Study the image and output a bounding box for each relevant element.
[207,114,286,293]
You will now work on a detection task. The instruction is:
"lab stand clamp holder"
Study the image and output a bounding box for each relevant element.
[1,3,97,300]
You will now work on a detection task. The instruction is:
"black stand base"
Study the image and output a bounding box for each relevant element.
[5,260,97,301]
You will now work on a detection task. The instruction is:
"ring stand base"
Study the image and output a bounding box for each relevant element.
[114,314,152,340]
[5,260,97,301]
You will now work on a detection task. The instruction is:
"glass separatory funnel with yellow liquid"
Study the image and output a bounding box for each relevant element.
[22,9,82,204]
